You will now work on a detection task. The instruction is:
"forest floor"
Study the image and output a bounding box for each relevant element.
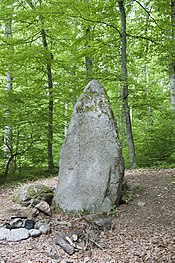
[0,168,175,263]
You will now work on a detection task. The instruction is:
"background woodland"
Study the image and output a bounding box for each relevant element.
[0,0,175,183]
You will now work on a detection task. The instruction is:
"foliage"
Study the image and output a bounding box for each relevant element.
[0,0,175,182]
[121,182,134,205]
[120,181,142,205]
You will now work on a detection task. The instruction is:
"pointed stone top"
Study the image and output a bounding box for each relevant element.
[75,79,112,118]
[84,80,107,95]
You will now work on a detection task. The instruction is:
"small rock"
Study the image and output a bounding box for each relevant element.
[31,208,39,217]
[3,223,11,229]
[56,221,72,227]
[83,214,113,229]
[10,218,23,229]
[138,202,146,207]
[35,201,51,216]
[39,223,51,234]
[94,217,113,229]
[60,259,73,263]
[72,234,78,242]
[7,228,29,242]
[29,229,41,238]
[34,222,43,229]
[84,257,90,262]
[0,227,10,240]
[10,207,38,219]
[10,208,28,219]
[12,183,53,206]
[24,219,35,230]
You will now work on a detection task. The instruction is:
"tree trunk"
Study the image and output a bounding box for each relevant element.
[170,0,175,110]
[4,17,13,178]
[63,102,68,137]
[85,0,93,80]
[118,0,136,168]
[27,0,54,174]
[145,64,152,124]
[170,63,175,110]
[85,27,93,80]
[41,27,54,175]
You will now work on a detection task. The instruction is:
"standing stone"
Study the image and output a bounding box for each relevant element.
[54,80,124,213]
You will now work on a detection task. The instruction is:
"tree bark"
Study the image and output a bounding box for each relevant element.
[85,27,93,80]
[85,0,93,80]
[170,0,175,110]
[4,17,13,178]
[27,1,54,174]
[118,0,136,168]
[41,27,54,174]
[170,63,175,109]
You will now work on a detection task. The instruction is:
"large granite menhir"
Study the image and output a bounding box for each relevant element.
[54,80,124,213]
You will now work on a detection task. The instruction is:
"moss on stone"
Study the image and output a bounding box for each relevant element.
[12,184,53,205]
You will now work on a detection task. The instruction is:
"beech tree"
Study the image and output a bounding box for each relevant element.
[4,14,13,170]
[0,0,175,182]
[170,0,175,110]
[26,0,54,174]
[118,0,136,168]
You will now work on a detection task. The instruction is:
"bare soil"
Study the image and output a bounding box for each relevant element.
[0,168,175,263]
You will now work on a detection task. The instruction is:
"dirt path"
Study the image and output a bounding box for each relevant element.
[0,169,175,263]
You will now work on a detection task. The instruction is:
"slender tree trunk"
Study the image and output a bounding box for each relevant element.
[85,0,93,80]
[4,17,13,178]
[118,0,136,168]
[170,0,175,110]
[85,27,93,80]
[145,64,152,123]
[27,1,54,174]
[63,102,68,137]
[41,27,54,175]
[170,63,175,109]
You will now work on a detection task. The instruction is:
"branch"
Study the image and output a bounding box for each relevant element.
[4,145,33,178]
[126,33,163,46]
[71,7,122,36]
[135,0,163,31]
[26,0,35,9]
[66,7,164,48]
[0,32,41,47]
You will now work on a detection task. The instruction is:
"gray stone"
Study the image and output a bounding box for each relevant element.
[34,221,43,229]
[54,80,124,213]
[84,214,113,229]
[56,221,72,227]
[10,218,23,229]
[10,207,39,219]
[39,223,51,234]
[29,229,41,238]
[0,227,10,240]
[24,219,35,230]
[138,202,146,207]
[7,228,29,242]
[12,184,54,206]
[35,200,51,215]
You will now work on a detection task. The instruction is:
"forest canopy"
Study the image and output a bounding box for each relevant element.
[0,0,175,182]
